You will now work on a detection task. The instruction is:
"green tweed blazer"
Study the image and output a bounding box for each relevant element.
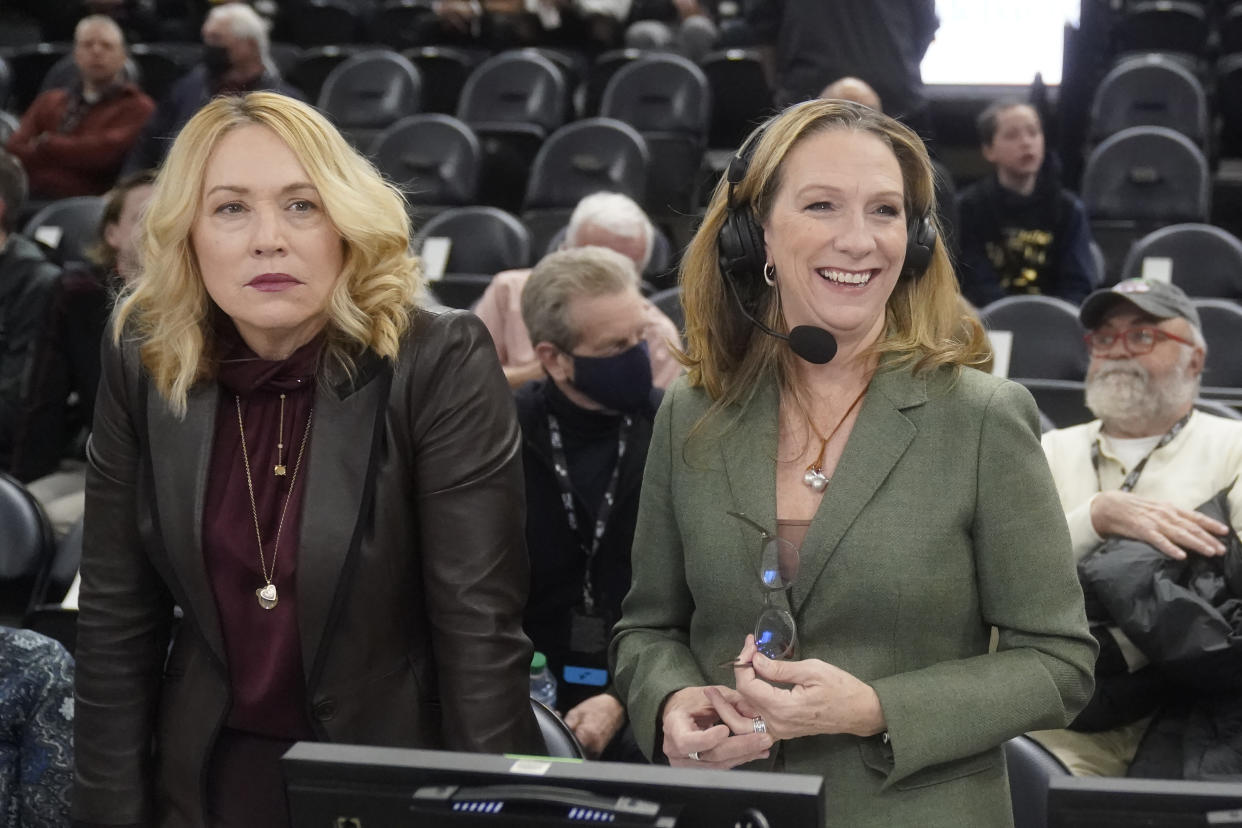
[610,363,1097,828]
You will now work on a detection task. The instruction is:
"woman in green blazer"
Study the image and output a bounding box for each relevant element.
[609,100,1097,827]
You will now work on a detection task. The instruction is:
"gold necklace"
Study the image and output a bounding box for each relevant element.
[236,394,313,610]
[274,393,287,476]
[799,381,870,493]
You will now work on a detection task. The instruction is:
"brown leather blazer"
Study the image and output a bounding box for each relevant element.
[73,309,541,827]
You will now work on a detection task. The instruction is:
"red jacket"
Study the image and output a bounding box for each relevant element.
[6,83,155,198]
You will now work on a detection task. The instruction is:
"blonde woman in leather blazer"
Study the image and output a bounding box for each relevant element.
[73,93,540,827]
[610,99,1097,827]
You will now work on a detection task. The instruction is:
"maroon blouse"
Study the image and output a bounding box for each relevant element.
[202,323,321,740]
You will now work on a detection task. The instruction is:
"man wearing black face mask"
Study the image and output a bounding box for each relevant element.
[123,3,303,172]
[518,245,661,762]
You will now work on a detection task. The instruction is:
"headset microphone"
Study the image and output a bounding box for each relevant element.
[723,276,838,365]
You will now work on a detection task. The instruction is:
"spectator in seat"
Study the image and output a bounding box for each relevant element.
[517,245,658,761]
[0,151,64,484]
[473,191,683,389]
[123,2,303,172]
[957,99,1096,309]
[5,15,155,200]
[1032,278,1242,777]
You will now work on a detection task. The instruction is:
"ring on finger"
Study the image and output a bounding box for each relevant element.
[752,715,767,734]
[688,751,702,761]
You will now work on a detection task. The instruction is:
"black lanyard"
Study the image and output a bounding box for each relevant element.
[1091,412,1192,493]
[546,412,632,614]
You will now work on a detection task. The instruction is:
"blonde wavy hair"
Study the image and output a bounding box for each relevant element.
[681,99,991,418]
[113,92,421,417]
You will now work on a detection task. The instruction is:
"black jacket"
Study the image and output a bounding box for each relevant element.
[1077,484,1242,779]
[516,379,660,713]
[0,234,64,481]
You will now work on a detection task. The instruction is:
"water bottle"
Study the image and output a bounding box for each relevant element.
[529,651,558,710]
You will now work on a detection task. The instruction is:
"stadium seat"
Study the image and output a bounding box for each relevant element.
[426,273,494,310]
[368,0,438,51]
[1005,736,1070,828]
[1216,53,1242,158]
[1223,1,1242,55]
[418,206,532,275]
[0,54,11,109]
[1119,224,1242,299]
[284,0,364,47]
[403,45,485,114]
[456,50,568,211]
[371,114,480,216]
[1017,379,1093,430]
[1118,0,1209,55]
[531,698,585,759]
[126,45,183,103]
[521,117,649,255]
[0,472,55,625]
[27,517,80,611]
[1082,126,1209,284]
[0,111,17,146]
[700,49,773,152]
[0,11,42,49]
[2,42,71,113]
[980,295,1088,382]
[267,41,304,78]
[22,196,106,266]
[581,48,643,117]
[1194,299,1242,389]
[1088,54,1207,146]
[601,53,710,215]
[289,45,367,104]
[318,49,421,151]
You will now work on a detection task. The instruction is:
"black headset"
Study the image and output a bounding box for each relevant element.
[717,114,938,306]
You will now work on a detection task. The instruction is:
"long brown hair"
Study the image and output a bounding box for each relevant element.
[679,99,990,426]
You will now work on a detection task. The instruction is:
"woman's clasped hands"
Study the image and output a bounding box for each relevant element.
[662,635,888,767]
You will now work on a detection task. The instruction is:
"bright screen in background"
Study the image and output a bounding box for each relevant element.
[922,1,1082,85]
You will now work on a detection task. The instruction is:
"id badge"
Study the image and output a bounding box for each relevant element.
[568,607,610,655]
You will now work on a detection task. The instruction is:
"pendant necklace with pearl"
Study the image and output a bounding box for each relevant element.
[800,380,871,493]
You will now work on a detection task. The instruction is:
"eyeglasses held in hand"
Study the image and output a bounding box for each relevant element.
[1083,326,1196,356]
[719,511,800,668]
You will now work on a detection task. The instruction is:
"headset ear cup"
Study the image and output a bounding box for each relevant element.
[718,204,768,302]
[901,214,937,280]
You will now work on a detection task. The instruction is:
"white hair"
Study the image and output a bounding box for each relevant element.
[206,3,270,62]
[565,191,655,272]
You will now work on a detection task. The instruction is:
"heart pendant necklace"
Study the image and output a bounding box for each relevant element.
[236,394,314,610]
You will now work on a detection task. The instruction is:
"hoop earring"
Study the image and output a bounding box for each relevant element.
[763,262,776,287]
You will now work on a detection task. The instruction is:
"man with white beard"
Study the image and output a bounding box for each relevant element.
[1030,277,1242,776]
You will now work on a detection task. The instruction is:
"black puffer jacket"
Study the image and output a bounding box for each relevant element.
[1077,483,1242,779]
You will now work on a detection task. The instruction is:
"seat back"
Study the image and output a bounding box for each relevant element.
[601,53,710,137]
[531,698,585,759]
[22,196,106,266]
[1224,1,1242,54]
[28,517,81,611]
[0,472,55,624]
[1082,126,1209,223]
[1194,299,1242,389]
[289,45,364,103]
[700,49,774,150]
[1119,0,1209,54]
[371,114,479,205]
[318,49,421,132]
[1089,54,1207,144]
[418,206,531,274]
[404,45,483,114]
[1016,379,1094,430]
[127,44,187,103]
[1005,735,1070,828]
[456,50,567,134]
[582,48,643,117]
[1120,223,1242,300]
[5,42,72,113]
[980,295,1088,381]
[0,54,10,109]
[286,0,363,47]
[369,0,439,51]
[523,118,649,210]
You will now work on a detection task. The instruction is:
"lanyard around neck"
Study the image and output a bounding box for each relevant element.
[546,412,632,614]
[1091,411,1192,493]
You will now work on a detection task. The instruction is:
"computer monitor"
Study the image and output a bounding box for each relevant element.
[282,743,824,828]
[1048,776,1242,827]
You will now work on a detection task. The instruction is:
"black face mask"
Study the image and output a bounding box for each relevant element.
[569,341,653,414]
[203,45,231,78]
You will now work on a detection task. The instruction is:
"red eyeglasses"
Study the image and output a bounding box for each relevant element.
[1083,327,1197,356]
